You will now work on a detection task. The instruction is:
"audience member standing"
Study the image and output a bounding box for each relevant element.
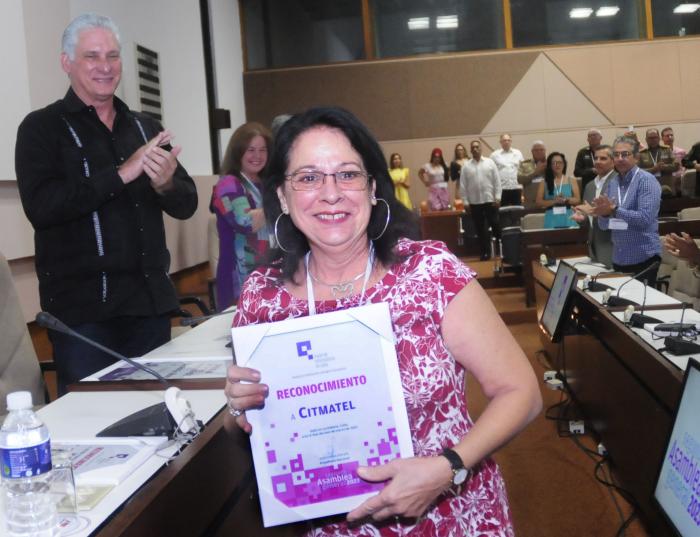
[419,148,450,211]
[574,128,603,193]
[518,141,547,209]
[593,136,662,285]
[460,140,501,261]
[211,123,272,310]
[661,127,686,190]
[638,128,679,195]
[536,153,580,229]
[682,140,700,196]
[15,13,197,394]
[388,153,413,210]
[490,134,523,207]
[449,143,469,201]
[572,146,615,267]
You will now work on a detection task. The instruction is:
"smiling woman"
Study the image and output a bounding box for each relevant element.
[210,122,272,310]
[224,107,542,536]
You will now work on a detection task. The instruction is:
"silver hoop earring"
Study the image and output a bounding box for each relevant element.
[370,198,391,241]
[274,212,292,253]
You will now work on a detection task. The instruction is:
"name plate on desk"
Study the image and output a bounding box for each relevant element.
[232,302,413,527]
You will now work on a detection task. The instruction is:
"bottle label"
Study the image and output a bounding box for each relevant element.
[1,439,52,479]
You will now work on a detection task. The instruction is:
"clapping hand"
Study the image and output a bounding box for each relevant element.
[664,232,700,266]
[591,195,615,217]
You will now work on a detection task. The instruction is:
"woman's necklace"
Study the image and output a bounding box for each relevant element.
[307,268,366,298]
[304,244,376,311]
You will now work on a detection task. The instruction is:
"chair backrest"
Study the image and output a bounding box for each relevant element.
[521,213,546,230]
[208,213,220,278]
[678,206,700,221]
[680,170,697,198]
[668,259,700,310]
[0,252,45,414]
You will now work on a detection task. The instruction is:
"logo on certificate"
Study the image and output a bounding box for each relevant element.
[296,340,313,360]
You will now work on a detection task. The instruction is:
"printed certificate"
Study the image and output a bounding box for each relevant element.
[232,302,413,527]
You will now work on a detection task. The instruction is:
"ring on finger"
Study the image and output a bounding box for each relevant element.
[229,407,243,418]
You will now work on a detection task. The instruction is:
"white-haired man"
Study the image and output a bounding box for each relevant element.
[574,128,603,192]
[15,13,197,394]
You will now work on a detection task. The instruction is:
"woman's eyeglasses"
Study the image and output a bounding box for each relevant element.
[285,170,370,191]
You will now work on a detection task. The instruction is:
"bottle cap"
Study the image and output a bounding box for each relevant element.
[6,391,33,410]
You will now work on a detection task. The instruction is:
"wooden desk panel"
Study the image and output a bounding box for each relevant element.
[532,262,682,536]
[93,409,305,537]
[419,210,467,256]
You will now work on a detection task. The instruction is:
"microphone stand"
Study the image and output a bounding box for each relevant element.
[36,312,168,384]
[628,277,662,327]
[573,261,614,291]
[35,312,196,438]
[606,261,661,308]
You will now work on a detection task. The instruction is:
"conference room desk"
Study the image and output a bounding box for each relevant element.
[532,260,685,536]
[419,209,468,256]
[523,218,700,306]
[14,309,307,537]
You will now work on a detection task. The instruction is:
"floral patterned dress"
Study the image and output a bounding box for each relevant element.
[234,239,514,537]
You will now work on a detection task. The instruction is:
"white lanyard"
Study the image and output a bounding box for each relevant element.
[648,150,659,166]
[239,172,262,207]
[616,169,639,209]
[304,244,375,316]
[554,177,564,197]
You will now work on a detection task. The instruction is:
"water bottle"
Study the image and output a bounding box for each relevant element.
[0,391,58,536]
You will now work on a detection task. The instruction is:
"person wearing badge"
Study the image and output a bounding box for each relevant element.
[224,107,542,536]
[592,135,662,285]
[210,122,273,310]
[535,152,580,229]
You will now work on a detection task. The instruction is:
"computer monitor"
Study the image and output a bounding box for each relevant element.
[539,261,578,342]
[652,357,700,537]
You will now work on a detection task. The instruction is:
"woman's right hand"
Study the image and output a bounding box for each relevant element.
[248,208,266,233]
[225,365,268,433]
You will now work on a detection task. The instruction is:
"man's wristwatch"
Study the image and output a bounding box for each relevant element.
[441,448,470,486]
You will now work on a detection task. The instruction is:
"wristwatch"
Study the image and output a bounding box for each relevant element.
[441,448,470,486]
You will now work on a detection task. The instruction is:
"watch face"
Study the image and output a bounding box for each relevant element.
[453,468,469,485]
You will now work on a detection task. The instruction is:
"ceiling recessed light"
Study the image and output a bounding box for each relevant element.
[436,15,459,29]
[408,17,430,30]
[570,7,594,18]
[673,3,700,14]
[596,6,620,17]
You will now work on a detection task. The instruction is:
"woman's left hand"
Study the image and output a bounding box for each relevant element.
[346,456,452,523]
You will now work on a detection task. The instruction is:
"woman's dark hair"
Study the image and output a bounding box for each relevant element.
[388,152,402,169]
[220,122,272,176]
[544,152,568,196]
[264,107,419,282]
[429,149,449,181]
[453,143,467,161]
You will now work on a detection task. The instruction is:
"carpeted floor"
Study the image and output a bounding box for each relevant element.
[466,258,650,537]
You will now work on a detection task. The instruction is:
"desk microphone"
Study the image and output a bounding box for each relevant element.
[606,261,660,308]
[36,312,168,384]
[36,312,198,437]
[663,302,700,354]
[628,277,663,328]
[574,261,614,292]
[180,309,234,327]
